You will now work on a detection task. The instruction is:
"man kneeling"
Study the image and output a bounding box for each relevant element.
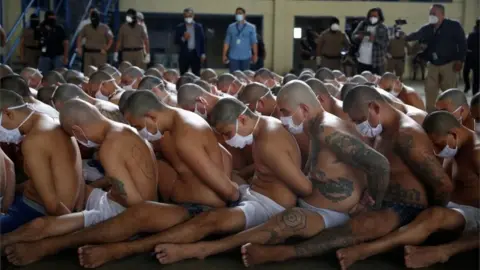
[3,99,158,265]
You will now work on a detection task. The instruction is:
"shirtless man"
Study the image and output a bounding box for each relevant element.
[100,65,122,86]
[315,67,335,82]
[3,98,158,265]
[360,71,379,83]
[471,93,479,135]
[177,84,253,178]
[324,82,340,97]
[150,97,311,263]
[253,68,277,88]
[0,148,15,213]
[118,61,132,74]
[41,70,66,87]
[201,68,217,82]
[335,111,480,269]
[87,71,124,104]
[238,83,280,117]
[240,85,453,267]
[306,78,349,120]
[217,73,244,97]
[0,90,83,234]
[121,66,144,90]
[137,75,177,106]
[20,67,43,90]
[436,89,475,130]
[348,75,368,85]
[378,72,425,111]
[332,70,347,83]
[151,81,390,265]
[339,83,359,100]
[52,83,125,123]
[1,74,59,119]
[164,69,179,85]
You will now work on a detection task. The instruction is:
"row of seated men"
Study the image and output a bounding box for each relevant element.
[0,62,479,270]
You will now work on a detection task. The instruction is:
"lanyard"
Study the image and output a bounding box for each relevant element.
[236,23,247,37]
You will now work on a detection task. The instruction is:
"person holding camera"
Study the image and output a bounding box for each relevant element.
[386,29,410,80]
[352,8,389,75]
[405,4,466,112]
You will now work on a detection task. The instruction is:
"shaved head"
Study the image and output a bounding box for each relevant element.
[254,68,274,80]
[65,70,85,81]
[0,64,14,79]
[0,75,31,97]
[145,68,163,79]
[118,61,132,73]
[361,71,375,81]
[0,89,25,110]
[201,69,217,82]
[52,83,89,104]
[325,83,339,97]
[277,80,319,108]
[177,83,209,107]
[298,73,314,82]
[176,75,196,90]
[152,64,165,73]
[164,69,179,83]
[283,74,298,85]
[340,83,360,100]
[437,88,468,108]
[217,73,236,89]
[89,71,113,84]
[20,67,41,80]
[37,86,58,104]
[54,67,68,77]
[59,99,104,132]
[349,75,368,84]
[332,70,344,78]
[194,79,212,93]
[42,71,66,86]
[138,75,164,91]
[210,98,254,127]
[379,72,397,89]
[423,111,461,136]
[315,68,335,82]
[305,78,329,96]
[118,90,136,114]
[101,65,121,78]
[471,93,480,108]
[237,83,270,105]
[343,85,386,114]
[123,90,165,118]
[85,65,98,77]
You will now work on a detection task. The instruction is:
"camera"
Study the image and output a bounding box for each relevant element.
[395,19,407,26]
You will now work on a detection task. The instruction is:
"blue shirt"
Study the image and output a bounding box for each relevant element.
[406,19,466,66]
[225,21,257,60]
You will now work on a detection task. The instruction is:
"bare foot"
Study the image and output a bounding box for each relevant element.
[241,243,290,267]
[404,245,449,268]
[154,243,204,264]
[1,218,47,250]
[5,242,47,266]
[337,246,368,270]
[78,244,123,268]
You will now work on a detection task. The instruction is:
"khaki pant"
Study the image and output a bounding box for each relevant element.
[122,50,145,69]
[386,58,405,79]
[321,57,342,71]
[425,62,457,112]
[83,52,107,73]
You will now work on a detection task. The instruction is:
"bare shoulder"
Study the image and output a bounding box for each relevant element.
[396,120,431,153]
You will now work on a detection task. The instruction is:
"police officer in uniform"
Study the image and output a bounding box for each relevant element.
[316,17,351,71]
[114,8,150,69]
[77,9,113,74]
[386,30,409,79]
[21,14,41,68]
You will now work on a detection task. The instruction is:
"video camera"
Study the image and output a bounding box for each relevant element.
[395,19,407,26]
[391,18,407,37]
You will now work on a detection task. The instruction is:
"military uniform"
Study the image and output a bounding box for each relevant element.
[22,28,41,68]
[387,36,409,79]
[79,23,113,74]
[317,29,351,70]
[118,23,148,69]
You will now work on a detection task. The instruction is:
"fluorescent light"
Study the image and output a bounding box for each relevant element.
[294,28,302,39]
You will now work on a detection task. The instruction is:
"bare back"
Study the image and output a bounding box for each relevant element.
[94,100,126,123]
[304,113,367,213]
[450,137,480,207]
[98,122,158,207]
[404,104,427,125]
[23,114,83,211]
[400,85,425,111]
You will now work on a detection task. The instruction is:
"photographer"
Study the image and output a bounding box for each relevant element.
[352,7,389,75]
[405,4,466,112]
[386,23,410,80]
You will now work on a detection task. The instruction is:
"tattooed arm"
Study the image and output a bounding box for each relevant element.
[322,128,390,209]
[395,129,453,206]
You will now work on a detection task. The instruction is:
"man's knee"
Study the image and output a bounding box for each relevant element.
[350,210,397,238]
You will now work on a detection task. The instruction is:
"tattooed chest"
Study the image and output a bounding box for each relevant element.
[308,170,354,203]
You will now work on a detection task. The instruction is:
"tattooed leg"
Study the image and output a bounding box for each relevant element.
[154,208,325,265]
[242,209,399,267]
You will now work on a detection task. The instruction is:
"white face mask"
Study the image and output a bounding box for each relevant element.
[331,24,340,31]
[0,104,34,144]
[185,17,193,24]
[280,108,304,135]
[73,127,99,148]
[225,111,260,149]
[236,14,244,22]
[138,121,163,142]
[453,106,463,122]
[123,79,137,91]
[434,141,458,159]
[95,79,115,101]
[194,103,207,119]
[227,83,239,98]
[428,15,439,24]
[126,16,133,23]
[356,115,383,138]
[370,17,379,25]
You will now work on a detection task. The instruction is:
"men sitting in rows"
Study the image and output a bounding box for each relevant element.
[88,71,124,104]
[120,66,144,90]
[41,70,66,87]
[137,75,177,106]
[436,88,475,131]
[19,67,43,90]
[378,72,425,111]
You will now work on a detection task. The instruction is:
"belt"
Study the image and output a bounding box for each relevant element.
[84,48,102,53]
[122,48,143,52]
[392,56,405,60]
[322,54,341,59]
[25,46,41,50]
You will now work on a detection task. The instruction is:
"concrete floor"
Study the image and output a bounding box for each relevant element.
[2,80,478,270]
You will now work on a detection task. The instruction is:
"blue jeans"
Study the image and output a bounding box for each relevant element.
[38,55,64,74]
[229,59,250,73]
